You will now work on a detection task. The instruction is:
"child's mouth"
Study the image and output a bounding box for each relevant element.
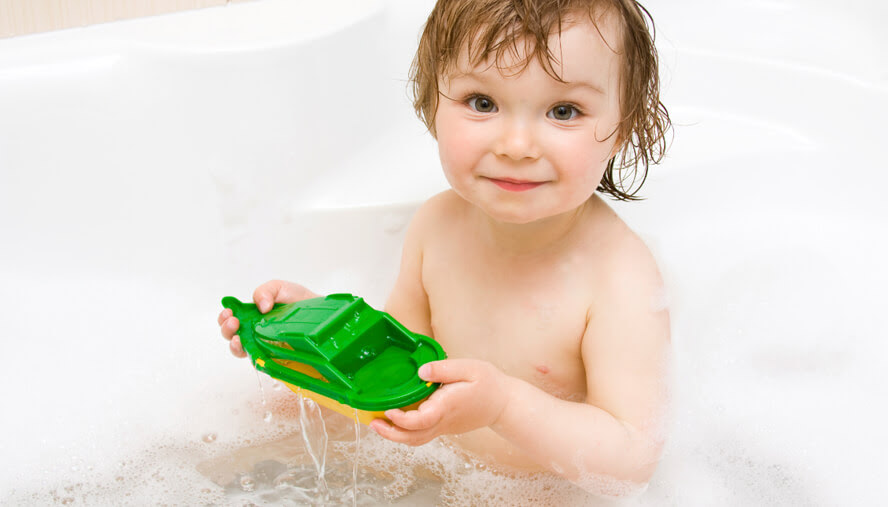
[487,177,544,192]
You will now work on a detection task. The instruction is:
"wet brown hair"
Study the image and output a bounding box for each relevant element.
[409,0,670,201]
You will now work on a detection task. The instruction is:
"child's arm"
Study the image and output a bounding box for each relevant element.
[372,237,670,488]
[384,200,435,338]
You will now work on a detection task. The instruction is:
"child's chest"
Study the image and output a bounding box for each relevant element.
[422,247,593,400]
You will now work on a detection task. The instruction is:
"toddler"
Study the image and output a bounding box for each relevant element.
[218,0,671,495]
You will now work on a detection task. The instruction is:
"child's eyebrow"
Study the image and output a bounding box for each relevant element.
[447,71,489,84]
[563,80,606,96]
[448,70,606,96]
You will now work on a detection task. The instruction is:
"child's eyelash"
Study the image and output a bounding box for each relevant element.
[460,91,488,103]
[561,103,584,115]
[461,92,493,107]
[459,93,585,119]
[550,103,585,120]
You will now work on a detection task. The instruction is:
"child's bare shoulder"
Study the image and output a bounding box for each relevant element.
[418,189,467,218]
[407,190,468,239]
[580,196,668,355]
[584,196,664,296]
[397,190,467,276]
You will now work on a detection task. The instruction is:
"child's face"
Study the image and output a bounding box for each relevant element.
[434,16,623,225]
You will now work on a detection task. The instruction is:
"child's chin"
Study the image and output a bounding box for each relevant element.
[468,191,571,225]
[483,205,554,225]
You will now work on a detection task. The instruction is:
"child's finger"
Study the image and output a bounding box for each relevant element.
[217,308,232,325]
[384,405,442,431]
[221,316,239,340]
[229,335,246,358]
[369,419,434,446]
[369,419,400,441]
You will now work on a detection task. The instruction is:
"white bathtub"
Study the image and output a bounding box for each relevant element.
[1,0,885,504]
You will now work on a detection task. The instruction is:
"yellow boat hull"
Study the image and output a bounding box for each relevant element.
[277,359,428,425]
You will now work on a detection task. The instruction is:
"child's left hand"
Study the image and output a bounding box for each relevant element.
[369,359,510,446]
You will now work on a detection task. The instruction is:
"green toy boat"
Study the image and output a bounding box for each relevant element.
[221,293,446,423]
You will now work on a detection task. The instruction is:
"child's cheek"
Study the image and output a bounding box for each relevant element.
[436,116,481,178]
[546,130,610,188]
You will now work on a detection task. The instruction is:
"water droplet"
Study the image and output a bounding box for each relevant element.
[115,476,124,482]
[273,472,298,488]
[202,433,217,443]
[264,411,273,423]
[61,498,74,505]
[240,475,256,492]
[352,409,361,506]
[272,382,282,391]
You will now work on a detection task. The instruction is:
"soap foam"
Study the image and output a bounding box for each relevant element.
[3,387,636,506]
[3,204,886,505]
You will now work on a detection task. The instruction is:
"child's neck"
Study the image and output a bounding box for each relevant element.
[475,199,593,257]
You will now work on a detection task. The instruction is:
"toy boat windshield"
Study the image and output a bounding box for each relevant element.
[221,293,446,423]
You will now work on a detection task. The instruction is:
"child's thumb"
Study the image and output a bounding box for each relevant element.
[254,280,283,313]
[418,362,436,381]
[257,295,272,313]
[418,359,477,383]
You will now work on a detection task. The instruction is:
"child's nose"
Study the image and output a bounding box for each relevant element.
[494,118,540,161]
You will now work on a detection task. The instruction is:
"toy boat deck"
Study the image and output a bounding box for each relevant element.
[221,293,446,424]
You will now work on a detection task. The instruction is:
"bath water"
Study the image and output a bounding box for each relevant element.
[352,409,361,507]
[203,379,611,506]
[296,393,329,501]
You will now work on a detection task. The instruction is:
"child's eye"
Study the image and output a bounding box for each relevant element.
[548,104,581,121]
[467,95,497,113]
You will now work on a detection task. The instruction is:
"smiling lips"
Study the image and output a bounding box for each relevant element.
[487,177,545,192]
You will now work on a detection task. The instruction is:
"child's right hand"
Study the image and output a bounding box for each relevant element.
[217,279,320,358]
